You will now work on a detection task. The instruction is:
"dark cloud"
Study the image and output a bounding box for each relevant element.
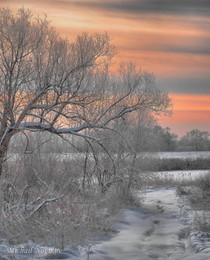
[77,0,210,17]
[150,37,210,55]
[158,77,210,94]
[161,46,210,55]
[119,32,210,56]
[130,44,210,56]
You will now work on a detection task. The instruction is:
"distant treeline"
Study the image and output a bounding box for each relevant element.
[9,124,210,154]
[140,126,210,152]
[97,124,210,153]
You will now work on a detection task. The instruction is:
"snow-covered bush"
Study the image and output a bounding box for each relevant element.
[181,172,210,232]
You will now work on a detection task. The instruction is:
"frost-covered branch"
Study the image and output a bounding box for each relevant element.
[0,7,171,175]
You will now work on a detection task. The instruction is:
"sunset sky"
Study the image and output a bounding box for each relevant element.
[0,0,209,137]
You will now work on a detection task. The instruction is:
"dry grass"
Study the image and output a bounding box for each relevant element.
[176,172,210,232]
[0,144,142,248]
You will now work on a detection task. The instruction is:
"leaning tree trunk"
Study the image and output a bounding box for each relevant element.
[0,132,12,176]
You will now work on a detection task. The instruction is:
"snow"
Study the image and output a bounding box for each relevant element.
[72,188,210,260]
[1,186,210,259]
[2,150,210,259]
[153,151,210,159]
[153,170,210,182]
[6,151,210,163]
[0,243,62,259]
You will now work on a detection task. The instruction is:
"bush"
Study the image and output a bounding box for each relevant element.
[0,137,144,248]
[139,157,210,172]
[179,173,210,232]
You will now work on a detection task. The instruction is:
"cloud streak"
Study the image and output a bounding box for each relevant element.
[0,0,209,135]
[19,0,209,18]
[0,0,209,93]
[75,0,210,17]
[158,78,210,95]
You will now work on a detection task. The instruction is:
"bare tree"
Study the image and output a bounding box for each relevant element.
[179,129,210,151]
[0,7,171,175]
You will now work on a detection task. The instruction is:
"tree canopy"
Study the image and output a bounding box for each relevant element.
[0,7,171,174]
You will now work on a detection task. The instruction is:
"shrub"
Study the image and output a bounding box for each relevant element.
[179,172,210,232]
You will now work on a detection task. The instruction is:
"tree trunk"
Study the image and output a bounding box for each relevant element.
[0,133,12,176]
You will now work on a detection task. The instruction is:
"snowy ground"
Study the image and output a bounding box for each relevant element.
[72,188,210,260]
[7,151,210,163]
[153,151,210,159]
[1,171,210,259]
[1,186,210,259]
[153,170,210,182]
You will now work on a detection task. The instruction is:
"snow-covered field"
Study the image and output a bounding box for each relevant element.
[153,151,210,159]
[78,188,186,260]
[68,187,210,260]
[153,170,210,182]
[7,150,210,162]
[1,151,210,259]
[1,186,210,259]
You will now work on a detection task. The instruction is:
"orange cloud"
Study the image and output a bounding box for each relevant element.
[0,1,209,78]
[170,94,210,111]
[0,1,209,136]
[158,94,210,136]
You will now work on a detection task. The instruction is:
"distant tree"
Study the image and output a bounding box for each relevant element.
[127,112,156,153]
[161,127,178,151]
[146,125,178,151]
[0,7,171,175]
[179,129,210,151]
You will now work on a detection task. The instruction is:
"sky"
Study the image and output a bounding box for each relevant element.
[0,0,209,137]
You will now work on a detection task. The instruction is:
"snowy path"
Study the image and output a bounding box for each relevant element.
[75,188,210,260]
[1,187,210,259]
